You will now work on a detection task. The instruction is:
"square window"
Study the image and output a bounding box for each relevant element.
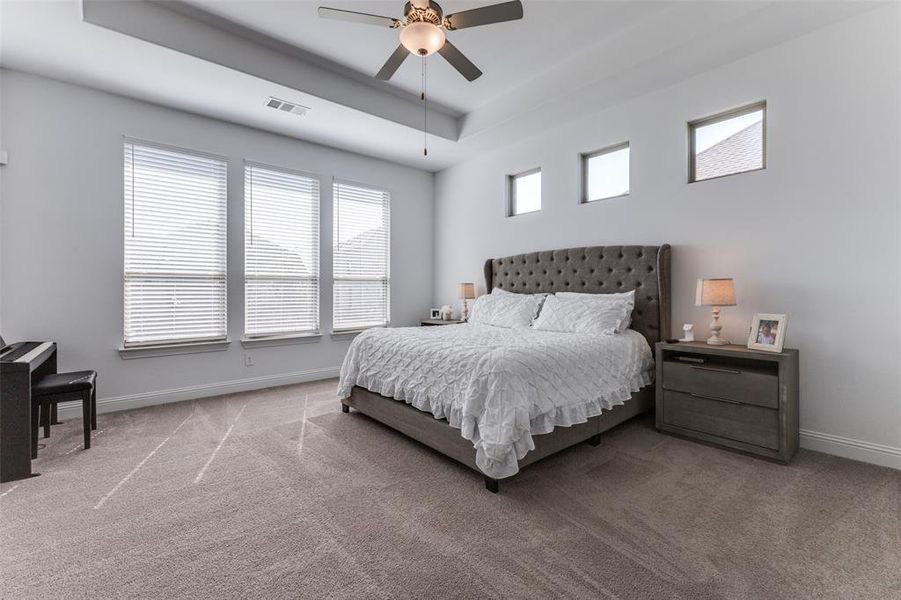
[690,102,766,182]
[508,169,541,216]
[582,142,630,203]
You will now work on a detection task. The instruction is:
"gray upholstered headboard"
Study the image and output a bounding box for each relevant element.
[483,245,671,347]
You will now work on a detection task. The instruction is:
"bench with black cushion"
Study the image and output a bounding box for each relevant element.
[31,370,97,456]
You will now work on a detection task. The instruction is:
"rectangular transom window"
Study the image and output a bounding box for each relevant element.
[244,163,320,338]
[582,142,630,203]
[508,168,541,216]
[124,141,227,347]
[690,101,766,182]
[333,180,390,332]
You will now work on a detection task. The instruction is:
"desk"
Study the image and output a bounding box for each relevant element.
[1,341,57,482]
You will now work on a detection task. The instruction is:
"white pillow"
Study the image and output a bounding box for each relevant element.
[469,291,545,328]
[556,290,635,332]
[532,292,634,335]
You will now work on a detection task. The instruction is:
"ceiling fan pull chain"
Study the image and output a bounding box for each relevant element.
[422,55,428,156]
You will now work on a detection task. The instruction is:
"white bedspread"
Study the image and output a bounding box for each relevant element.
[337,324,654,479]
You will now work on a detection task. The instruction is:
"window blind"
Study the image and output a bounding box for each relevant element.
[333,181,390,331]
[244,164,320,337]
[124,141,227,347]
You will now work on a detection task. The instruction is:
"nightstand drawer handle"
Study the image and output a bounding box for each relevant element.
[690,365,742,375]
[689,392,742,405]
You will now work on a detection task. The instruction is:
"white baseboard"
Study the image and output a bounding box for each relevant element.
[800,429,901,470]
[56,366,340,419]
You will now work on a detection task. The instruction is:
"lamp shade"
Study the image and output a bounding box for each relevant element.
[400,22,446,56]
[695,278,736,307]
[457,282,476,300]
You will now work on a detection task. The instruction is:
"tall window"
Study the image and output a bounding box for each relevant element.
[124,141,227,346]
[582,142,630,203]
[690,101,766,182]
[333,181,390,331]
[244,163,320,338]
[508,168,541,216]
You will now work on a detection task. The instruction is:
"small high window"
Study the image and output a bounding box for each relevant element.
[581,142,630,203]
[689,101,766,182]
[508,168,541,216]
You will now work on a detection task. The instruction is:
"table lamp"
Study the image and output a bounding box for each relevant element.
[695,278,736,345]
[458,282,476,321]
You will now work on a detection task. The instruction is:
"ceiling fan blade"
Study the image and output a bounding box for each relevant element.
[318,7,400,28]
[443,0,523,30]
[438,40,482,81]
[376,45,410,80]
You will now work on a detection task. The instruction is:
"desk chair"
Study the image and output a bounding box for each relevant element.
[31,371,97,456]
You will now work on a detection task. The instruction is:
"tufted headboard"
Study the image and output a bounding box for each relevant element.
[484,245,671,347]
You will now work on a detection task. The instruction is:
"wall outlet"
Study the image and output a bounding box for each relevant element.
[244,353,254,367]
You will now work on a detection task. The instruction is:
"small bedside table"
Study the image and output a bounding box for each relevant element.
[421,319,464,326]
[655,341,799,463]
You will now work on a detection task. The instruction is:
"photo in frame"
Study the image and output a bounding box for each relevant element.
[747,313,787,352]
[430,308,441,319]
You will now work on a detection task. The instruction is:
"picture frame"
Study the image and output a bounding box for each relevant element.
[429,308,441,319]
[747,313,787,353]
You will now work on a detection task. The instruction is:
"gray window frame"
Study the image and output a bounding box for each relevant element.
[580,141,631,204]
[688,101,767,183]
[506,167,542,217]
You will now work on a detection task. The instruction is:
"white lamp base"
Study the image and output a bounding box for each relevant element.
[706,307,728,345]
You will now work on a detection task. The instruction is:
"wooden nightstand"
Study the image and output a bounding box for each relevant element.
[655,341,799,463]
[420,319,464,326]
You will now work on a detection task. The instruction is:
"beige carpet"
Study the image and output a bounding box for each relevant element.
[1,379,898,599]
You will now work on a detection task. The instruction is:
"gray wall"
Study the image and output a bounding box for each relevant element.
[433,7,901,463]
[0,69,434,407]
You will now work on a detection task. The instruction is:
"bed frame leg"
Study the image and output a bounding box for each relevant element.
[484,477,499,493]
[341,403,349,414]
[588,433,601,447]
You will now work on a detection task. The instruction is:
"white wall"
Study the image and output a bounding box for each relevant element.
[433,7,901,465]
[0,69,434,408]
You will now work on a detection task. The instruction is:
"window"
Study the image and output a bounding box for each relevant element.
[332,181,390,331]
[581,142,630,203]
[124,141,227,347]
[690,101,766,182]
[508,168,541,216]
[244,163,320,338]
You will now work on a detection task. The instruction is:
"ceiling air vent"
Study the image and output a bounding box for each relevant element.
[266,97,309,117]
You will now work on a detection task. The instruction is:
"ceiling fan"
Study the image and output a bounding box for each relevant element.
[318,0,524,82]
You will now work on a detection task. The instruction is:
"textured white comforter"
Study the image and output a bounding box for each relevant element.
[337,324,654,479]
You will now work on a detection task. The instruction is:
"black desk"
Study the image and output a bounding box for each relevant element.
[1,341,57,482]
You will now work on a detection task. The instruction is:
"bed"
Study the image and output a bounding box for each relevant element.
[338,244,671,492]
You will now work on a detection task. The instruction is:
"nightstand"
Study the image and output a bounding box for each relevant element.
[420,319,464,326]
[655,342,799,463]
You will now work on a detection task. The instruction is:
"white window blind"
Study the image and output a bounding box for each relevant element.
[333,181,390,331]
[244,164,320,338]
[124,141,227,347]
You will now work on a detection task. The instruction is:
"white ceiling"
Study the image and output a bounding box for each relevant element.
[183,0,671,114]
[0,1,883,171]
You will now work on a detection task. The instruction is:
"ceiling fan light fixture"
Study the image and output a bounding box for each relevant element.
[400,22,445,56]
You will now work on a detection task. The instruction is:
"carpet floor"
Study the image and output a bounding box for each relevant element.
[1,379,898,599]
